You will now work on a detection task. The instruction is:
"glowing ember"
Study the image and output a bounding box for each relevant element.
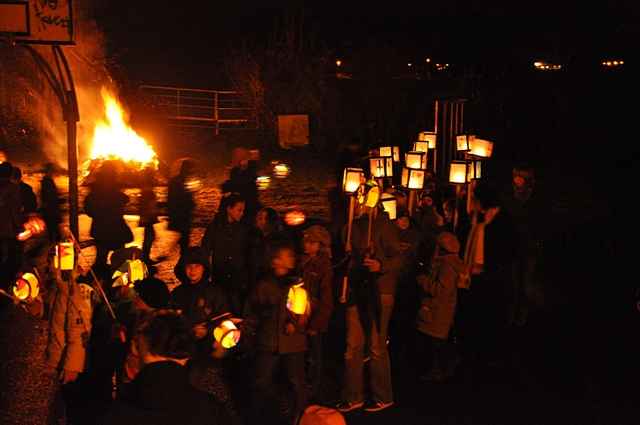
[90,89,158,168]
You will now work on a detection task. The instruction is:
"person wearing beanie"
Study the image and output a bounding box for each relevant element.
[301,225,334,402]
[415,231,465,382]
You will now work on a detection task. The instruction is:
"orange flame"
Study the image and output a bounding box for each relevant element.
[90,89,157,167]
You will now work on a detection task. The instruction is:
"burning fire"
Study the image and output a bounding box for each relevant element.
[90,89,158,168]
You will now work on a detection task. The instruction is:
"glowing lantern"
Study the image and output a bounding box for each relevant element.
[273,163,291,178]
[17,216,46,241]
[449,161,468,184]
[456,134,475,151]
[467,160,482,181]
[184,178,203,192]
[393,146,400,162]
[287,281,310,315]
[469,138,494,158]
[401,167,425,190]
[405,151,427,170]
[54,242,75,270]
[12,273,39,301]
[213,319,241,349]
[379,146,393,158]
[112,259,149,288]
[257,175,271,190]
[284,210,306,226]
[417,131,437,149]
[342,168,364,194]
[369,157,393,178]
[364,185,381,208]
[380,193,397,220]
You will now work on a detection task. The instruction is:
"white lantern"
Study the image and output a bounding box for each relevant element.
[342,168,364,194]
[378,146,393,158]
[456,134,475,151]
[449,161,468,184]
[380,193,397,220]
[467,160,482,181]
[401,167,425,190]
[369,157,393,178]
[417,131,437,149]
[405,151,427,170]
[469,138,493,158]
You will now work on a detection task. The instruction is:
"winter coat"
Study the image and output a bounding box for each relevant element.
[344,213,403,296]
[245,274,307,354]
[202,216,255,294]
[99,361,229,425]
[0,180,22,239]
[19,181,38,215]
[301,253,334,333]
[84,185,132,248]
[138,187,158,227]
[45,277,95,373]
[221,163,260,221]
[167,175,195,232]
[40,176,61,225]
[170,282,230,327]
[416,253,465,339]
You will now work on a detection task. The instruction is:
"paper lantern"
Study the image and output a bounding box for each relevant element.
[342,168,364,194]
[273,163,291,178]
[467,160,482,181]
[401,167,425,190]
[284,210,306,226]
[417,131,437,149]
[112,259,149,288]
[392,146,400,162]
[379,146,393,158]
[54,242,75,270]
[405,151,427,170]
[213,319,241,349]
[12,273,39,301]
[17,216,47,241]
[369,157,393,178]
[287,282,309,315]
[469,138,493,158]
[364,185,381,208]
[380,193,397,220]
[256,175,271,190]
[449,161,468,184]
[456,134,475,151]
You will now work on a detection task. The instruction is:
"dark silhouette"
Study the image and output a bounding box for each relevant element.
[168,160,196,256]
[221,148,260,225]
[40,163,62,243]
[11,166,37,216]
[0,162,22,289]
[139,168,158,262]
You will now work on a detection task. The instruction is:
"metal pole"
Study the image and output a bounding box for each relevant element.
[214,92,219,136]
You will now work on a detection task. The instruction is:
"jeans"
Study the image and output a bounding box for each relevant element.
[343,294,394,404]
[308,333,324,400]
[509,255,538,327]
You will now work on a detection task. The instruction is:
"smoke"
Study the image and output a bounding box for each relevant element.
[0,4,118,171]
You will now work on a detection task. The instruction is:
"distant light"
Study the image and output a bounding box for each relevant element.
[602,59,623,68]
[408,62,413,67]
[285,210,306,226]
[534,60,562,71]
[336,59,342,67]
[273,163,291,178]
[426,58,431,63]
[257,175,271,190]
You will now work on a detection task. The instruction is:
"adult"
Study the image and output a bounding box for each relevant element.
[254,207,285,280]
[221,147,260,225]
[40,163,62,243]
[336,203,403,413]
[202,193,255,316]
[139,167,158,262]
[168,159,196,256]
[12,166,37,215]
[84,161,132,274]
[0,162,22,289]
[99,312,230,425]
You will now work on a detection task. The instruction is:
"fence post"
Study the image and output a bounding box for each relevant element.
[214,91,219,135]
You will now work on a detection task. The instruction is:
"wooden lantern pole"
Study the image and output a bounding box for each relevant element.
[408,190,416,216]
[339,195,357,304]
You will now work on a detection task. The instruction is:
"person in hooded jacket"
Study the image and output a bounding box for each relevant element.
[415,232,465,382]
[99,311,230,425]
[0,162,22,290]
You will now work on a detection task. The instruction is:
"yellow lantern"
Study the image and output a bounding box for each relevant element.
[213,319,241,349]
[369,157,393,178]
[468,138,493,158]
[12,272,39,301]
[380,193,397,220]
[256,175,271,190]
[401,167,425,190]
[467,160,482,181]
[284,210,306,226]
[393,146,400,162]
[363,185,381,208]
[287,281,309,315]
[273,163,291,178]
[112,259,149,288]
[449,161,468,184]
[342,168,364,194]
[54,242,75,270]
[405,151,427,170]
[417,131,437,149]
[456,134,475,151]
[378,146,393,158]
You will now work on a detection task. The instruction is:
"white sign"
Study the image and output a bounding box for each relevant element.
[1,0,74,44]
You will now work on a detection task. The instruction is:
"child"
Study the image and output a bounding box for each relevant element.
[246,242,309,424]
[301,225,333,402]
[415,231,465,382]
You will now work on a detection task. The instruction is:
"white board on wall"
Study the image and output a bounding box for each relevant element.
[278,114,309,149]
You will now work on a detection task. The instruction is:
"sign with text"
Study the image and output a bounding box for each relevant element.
[278,114,309,149]
[1,0,73,44]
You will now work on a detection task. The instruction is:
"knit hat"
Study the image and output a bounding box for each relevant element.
[136,277,170,309]
[303,225,332,258]
[183,247,209,268]
[298,405,346,425]
[437,231,460,254]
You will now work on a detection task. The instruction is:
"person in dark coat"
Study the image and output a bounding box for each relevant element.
[245,242,309,425]
[202,193,255,316]
[0,162,23,289]
[99,311,230,425]
[168,159,196,256]
[222,148,260,225]
[11,166,37,215]
[84,161,132,273]
[40,163,62,243]
[254,206,285,280]
[139,168,158,262]
[300,225,334,402]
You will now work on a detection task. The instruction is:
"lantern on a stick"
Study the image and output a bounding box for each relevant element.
[12,272,40,302]
[401,167,425,215]
[342,168,364,194]
[468,138,493,158]
[112,259,149,288]
[213,319,242,349]
[54,242,75,270]
[448,161,470,232]
[417,131,437,149]
[369,157,393,179]
[287,280,310,315]
[456,134,475,151]
[380,193,397,220]
[340,168,364,304]
[378,146,393,158]
[405,151,427,170]
[467,159,482,181]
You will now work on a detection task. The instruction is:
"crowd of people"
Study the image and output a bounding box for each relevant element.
[0,147,544,425]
